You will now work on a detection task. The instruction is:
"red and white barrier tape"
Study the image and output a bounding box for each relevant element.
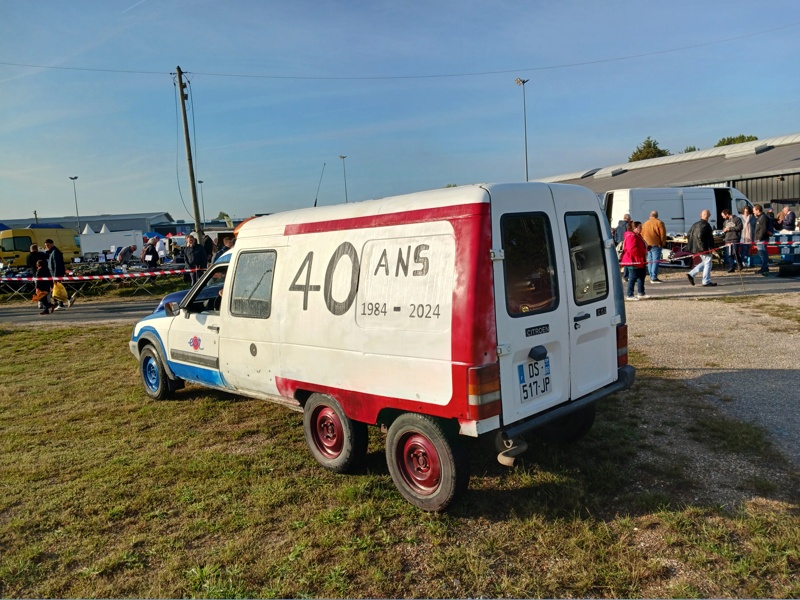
[0,268,199,282]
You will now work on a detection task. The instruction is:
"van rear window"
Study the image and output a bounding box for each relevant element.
[500,213,558,317]
[564,213,609,305]
[230,250,277,319]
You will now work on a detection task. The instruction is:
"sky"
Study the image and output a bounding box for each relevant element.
[1,0,799,224]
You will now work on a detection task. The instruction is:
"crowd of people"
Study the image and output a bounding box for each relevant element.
[28,238,75,315]
[28,232,236,317]
[615,204,797,301]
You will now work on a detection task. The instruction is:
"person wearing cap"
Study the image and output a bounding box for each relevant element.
[141,238,160,282]
[117,244,137,265]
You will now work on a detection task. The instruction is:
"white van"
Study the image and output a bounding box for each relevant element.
[604,187,753,233]
[130,183,635,511]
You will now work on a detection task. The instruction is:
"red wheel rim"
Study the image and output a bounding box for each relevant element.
[396,432,441,496]
[312,406,344,459]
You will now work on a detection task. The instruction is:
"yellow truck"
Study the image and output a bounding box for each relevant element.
[0,227,80,268]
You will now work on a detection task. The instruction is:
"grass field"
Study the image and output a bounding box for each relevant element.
[0,323,798,598]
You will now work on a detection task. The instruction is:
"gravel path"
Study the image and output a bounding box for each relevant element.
[623,269,800,466]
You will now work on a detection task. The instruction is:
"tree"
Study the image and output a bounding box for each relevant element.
[629,137,671,162]
[215,211,230,221]
[443,183,458,188]
[682,145,699,153]
[715,134,758,147]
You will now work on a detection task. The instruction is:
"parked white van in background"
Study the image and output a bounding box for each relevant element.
[130,183,635,511]
[604,187,753,233]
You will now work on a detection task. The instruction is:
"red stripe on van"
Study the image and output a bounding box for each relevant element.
[276,364,473,424]
[283,204,487,235]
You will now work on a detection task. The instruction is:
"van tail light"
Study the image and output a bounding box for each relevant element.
[467,363,501,419]
[616,324,629,368]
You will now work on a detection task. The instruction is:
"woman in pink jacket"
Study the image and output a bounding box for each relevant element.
[621,221,648,300]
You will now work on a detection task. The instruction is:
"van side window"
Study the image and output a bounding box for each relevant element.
[230,250,277,319]
[500,213,558,317]
[564,213,609,305]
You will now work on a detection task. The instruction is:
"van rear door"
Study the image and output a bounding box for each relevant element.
[489,184,571,425]
[552,186,618,399]
[490,184,620,427]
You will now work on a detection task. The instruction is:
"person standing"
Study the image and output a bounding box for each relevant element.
[720,208,743,272]
[141,238,159,270]
[777,206,796,232]
[739,206,755,268]
[26,244,48,270]
[621,221,648,300]
[613,213,631,245]
[203,234,216,258]
[183,234,208,284]
[44,238,69,309]
[34,259,55,315]
[141,238,160,282]
[685,209,717,287]
[753,204,771,276]
[640,210,666,283]
[155,236,167,263]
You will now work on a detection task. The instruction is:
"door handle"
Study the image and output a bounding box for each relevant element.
[573,313,590,322]
[207,325,220,332]
[528,345,548,361]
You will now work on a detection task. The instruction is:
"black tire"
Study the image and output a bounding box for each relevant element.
[139,345,171,400]
[536,404,596,444]
[303,393,368,473]
[386,414,469,512]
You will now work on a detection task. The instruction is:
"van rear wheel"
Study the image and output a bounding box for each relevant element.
[303,393,367,473]
[386,414,468,512]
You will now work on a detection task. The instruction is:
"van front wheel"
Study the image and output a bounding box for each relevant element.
[386,414,468,512]
[303,394,367,473]
[139,345,171,400]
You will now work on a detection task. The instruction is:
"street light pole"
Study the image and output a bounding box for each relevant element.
[69,176,81,229]
[339,155,348,203]
[515,78,530,182]
[198,180,206,226]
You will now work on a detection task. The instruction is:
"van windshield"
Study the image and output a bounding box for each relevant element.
[564,213,609,305]
[500,213,558,317]
[1,236,33,253]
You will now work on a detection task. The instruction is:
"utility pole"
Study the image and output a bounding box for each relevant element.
[175,66,203,239]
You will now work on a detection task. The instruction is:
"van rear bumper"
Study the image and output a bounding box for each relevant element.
[500,365,636,439]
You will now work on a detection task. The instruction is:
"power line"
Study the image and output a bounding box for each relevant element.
[1,21,797,81]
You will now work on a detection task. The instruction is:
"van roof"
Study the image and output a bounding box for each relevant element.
[236,183,568,239]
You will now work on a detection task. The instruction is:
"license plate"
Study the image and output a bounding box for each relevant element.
[517,357,551,401]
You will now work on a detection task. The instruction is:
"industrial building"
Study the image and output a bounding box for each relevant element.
[536,132,800,209]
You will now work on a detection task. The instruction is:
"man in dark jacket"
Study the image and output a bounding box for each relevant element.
[26,244,48,270]
[753,204,771,276]
[685,209,717,287]
[183,234,208,284]
[44,238,69,309]
[720,209,743,272]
